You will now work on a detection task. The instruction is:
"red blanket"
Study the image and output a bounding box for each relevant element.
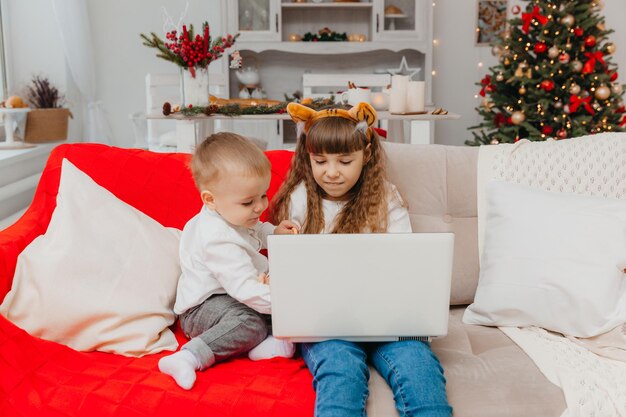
[0,144,314,416]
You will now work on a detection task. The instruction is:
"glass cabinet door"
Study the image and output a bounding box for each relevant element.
[227,0,280,42]
[373,0,427,41]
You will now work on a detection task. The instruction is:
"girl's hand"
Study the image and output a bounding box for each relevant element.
[275,220,299,235]
[258,273,270,285]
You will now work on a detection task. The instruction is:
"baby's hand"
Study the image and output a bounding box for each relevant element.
[275,220,299,235]
[258,273,270,285]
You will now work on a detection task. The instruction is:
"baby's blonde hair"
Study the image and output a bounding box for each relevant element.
[191,132,271,191]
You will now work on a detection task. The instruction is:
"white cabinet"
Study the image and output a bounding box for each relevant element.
[226,0,281,42]
[222,0,434,148]
[372,0,430,41]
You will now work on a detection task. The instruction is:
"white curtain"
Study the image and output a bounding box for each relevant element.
[50,0,113,144]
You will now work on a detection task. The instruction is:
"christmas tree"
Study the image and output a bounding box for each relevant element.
[468,0,625,145]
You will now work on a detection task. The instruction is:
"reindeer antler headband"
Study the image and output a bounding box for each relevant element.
[286,102,378,141]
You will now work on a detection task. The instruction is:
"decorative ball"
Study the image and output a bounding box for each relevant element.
[542,125,554,135]
[495,73,505,82]
[554,101,563,109]
[585,35,597,48]
[571,60,583,72]
[558,53,570,64]
[574,27,584,37]
[564,104,571,114]
[595,85,611,100]
[511,111,526,125]
[612,83,624,95]
[557,129,568,139]
[519,86,527,95]
[4,95,26,108]
[541,80,555,92]
[491,45,503,57]
[606,43,616,55]
[490,138,500,145]
[593,0,604,10]
[504,58,511,66]
[511,5,521,15]
[534,42,547,54]
[565,42,573,51]
[569,83,581,95]
[548,46,560,59]
[560,14,575,27]
[597,22,606,32]
[610,71,619,82]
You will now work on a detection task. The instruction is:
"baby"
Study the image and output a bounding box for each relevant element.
[159,132,297,390]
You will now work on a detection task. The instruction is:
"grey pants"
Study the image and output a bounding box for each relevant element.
[179,294,269,369]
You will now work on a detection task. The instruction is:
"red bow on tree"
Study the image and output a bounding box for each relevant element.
[582,51,607,74]
[479,75,492,97]
[569,95,595,115]
[522,6,549,34]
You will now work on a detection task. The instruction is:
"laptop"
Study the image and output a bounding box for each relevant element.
[267,233,454,343]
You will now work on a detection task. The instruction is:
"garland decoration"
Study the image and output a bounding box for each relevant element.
[302,27,347,42]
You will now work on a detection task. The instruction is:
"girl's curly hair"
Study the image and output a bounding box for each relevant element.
[269,116,389,234]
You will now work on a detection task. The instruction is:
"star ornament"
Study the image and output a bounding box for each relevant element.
[387,56,421,79]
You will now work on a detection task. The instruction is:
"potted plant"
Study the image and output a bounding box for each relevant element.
[24,76,72,143]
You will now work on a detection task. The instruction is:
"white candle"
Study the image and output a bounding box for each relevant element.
[389,75,409,113]
[406,81,425,113]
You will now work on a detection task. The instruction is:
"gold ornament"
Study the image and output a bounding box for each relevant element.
[565,42,572,51]
[571,60,583,72]
[548,46,560,59]
[514,63,532,78]
[592,0,604,10]
[597,22,606,31]
[569,83,581,95]
[503,57,511,66]
[496,73,505,82]
[606,43,616,55]
[519,86,527,95]
[560,14,575,27]
[511,111,526,125]
[554,101,563,109]
[594,85,611,100]
[611,83,624,95]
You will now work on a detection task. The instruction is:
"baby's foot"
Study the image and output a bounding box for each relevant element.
[158,349,200,390]
[248,336,296,361]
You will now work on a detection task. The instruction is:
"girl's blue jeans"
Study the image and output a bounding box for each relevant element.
[301,339,452,417]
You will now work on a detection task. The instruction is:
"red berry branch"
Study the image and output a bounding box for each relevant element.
[141,22,239,78]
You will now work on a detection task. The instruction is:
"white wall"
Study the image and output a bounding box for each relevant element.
[5,0,626,147]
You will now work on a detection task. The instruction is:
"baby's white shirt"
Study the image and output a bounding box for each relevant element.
[174,206,275,315]
[288,182,412,233]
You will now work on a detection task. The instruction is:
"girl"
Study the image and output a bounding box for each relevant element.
[270,102,452,417]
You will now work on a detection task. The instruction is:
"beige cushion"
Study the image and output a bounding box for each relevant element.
[0,159,181,357]
[383,142,479,305]
[366,308,567,417]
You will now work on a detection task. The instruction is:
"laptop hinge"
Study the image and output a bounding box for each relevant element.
[398,336,432,342]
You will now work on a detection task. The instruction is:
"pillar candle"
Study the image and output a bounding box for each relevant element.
[406,81,425,113]
[389,75,409,113]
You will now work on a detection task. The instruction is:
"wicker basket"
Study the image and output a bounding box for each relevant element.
[24,108,72,143]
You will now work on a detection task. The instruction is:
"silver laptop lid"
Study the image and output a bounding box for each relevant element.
[268,233,454,343]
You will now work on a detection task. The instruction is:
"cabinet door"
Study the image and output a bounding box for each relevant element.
[227,0,281,42]
[373,0,429,41]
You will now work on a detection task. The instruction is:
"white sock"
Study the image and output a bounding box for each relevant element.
[158,349,201,390]
[248,336,296,361]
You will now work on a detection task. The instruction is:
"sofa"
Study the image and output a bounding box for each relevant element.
[0,141,567,417]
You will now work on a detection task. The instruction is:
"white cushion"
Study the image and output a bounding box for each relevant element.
[0,159,181,356]
[464,180,626,338]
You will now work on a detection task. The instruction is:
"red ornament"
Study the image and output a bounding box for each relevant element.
[511,5,521,14]
[534,42,547,54]
[574,27,584,37]
[585,35,597,48]
[540,79,555,91]
[542,125,554,135]
[610,71,619,82]
[556,129,568,139]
